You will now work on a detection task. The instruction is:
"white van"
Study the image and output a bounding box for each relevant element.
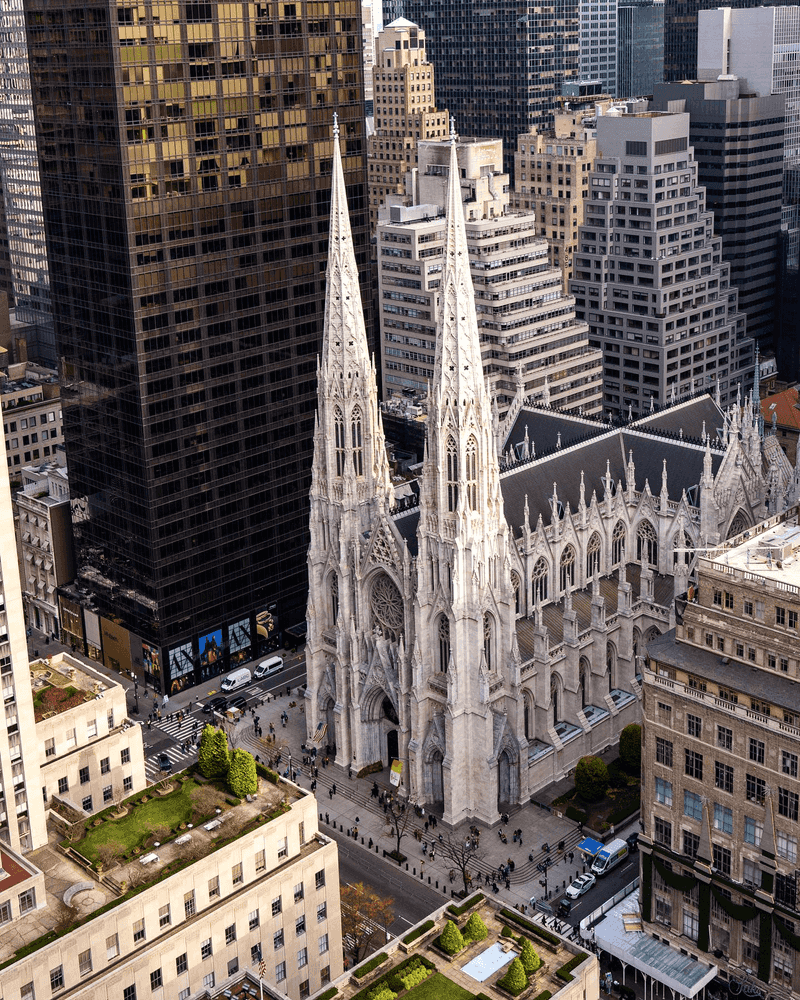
[590,838,629,876]
[254,656,283,680]
[220,667,252,692]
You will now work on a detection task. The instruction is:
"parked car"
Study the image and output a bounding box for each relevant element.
[202,696,228,715]
[228,695,248,710]
[565,873,597,899]
[158,753,173,773]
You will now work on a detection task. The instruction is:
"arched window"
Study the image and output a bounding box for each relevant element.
[579,657,589,709]
[334,406,345,476]
[673,530,691,566]
[438,615,450,673]
[586,532,601,579]
[523,690,534,740]
[607,641,616,691]
[612,521,626,565]
[729,510,748,538]
[560,546,575,592]
[532,557,548,605]
[350,406,363,476]
[483,612,493,671]
[550,674,560,725]
[466,436,478,510]
[446,437,458,513]
[330,574,339,625]
[511,572,521,616]
[637,520,658,567]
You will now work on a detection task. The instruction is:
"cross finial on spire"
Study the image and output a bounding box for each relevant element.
[449,115,456,142]
[333,112,339,139]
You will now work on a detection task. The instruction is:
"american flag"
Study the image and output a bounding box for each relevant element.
[259,958,266,980]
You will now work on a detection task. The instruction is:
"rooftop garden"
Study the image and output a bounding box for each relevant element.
[31,659,103,721]
[33,683,92,721]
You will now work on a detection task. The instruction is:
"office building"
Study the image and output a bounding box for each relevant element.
[652,79,784,348]
[569,109,753,418]
[401,0,580,182]
[23,0,371,693]
[579,0,618,96]
[641,503,800,992]
[664,0,763,83]
[378,136,603,412]
[1,360,62,481]
[367,18,448,232]
[617,0,664,98]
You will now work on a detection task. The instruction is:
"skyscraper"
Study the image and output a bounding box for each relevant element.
[663,0,754,83]
[23,0,371,692]
[617,0,664,98]
[400,0,580,181]
[578,0,618,96]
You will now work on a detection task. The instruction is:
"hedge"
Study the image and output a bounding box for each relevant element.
[556,952,589,982]
[350,955,435,1000]
[534,992,553,1000]
[317,990,339,1000]
[607,793,641,826]
[447,892,485,917]
[565,805,588,824]
[500,908,560,947]
[353,953,389,979]
[403,919,435,945]
[255,761,280,784]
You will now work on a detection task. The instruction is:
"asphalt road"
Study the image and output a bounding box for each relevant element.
[558,851,640,926]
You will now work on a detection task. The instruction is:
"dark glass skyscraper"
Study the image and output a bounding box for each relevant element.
[617,0,664,98]
[23,0,371,691]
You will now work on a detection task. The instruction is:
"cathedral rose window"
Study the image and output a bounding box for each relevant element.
[370,573,404,640]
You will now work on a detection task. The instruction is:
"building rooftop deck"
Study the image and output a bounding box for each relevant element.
[30,654,112,721]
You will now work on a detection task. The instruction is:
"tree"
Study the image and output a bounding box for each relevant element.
[619,723,642,772]
[198,724,230,780]
[519,938,541,974]
[464,911,488,942]
[228,748,258,797]
[575,755,609,802]
[439,919,464,956]
[95,840,123,875]
[436,831,486,896]
[189,783,226,823]
[499,957,528,996]
[384,791,413,860]
[340,882,394,963]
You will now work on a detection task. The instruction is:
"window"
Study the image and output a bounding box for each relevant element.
[274,929,285,950]
[100,757,110,774]
[749,738,765,763]
[87,718,97,738]
[683,910,699,940]
[19,887,36,913]
[713,845,732,877]
[715,761,734,793]
[201,938,212,960]
[724,591,733,609]
[315,869,326,890]
[319,933,329,954]
[150,969,163,991]
[743,859,759,888]
[685,749,703,780]
[777,831,798,863]
[277,836,288,858]
[294,882,304,903]
[123,776,133,792]
[133,918,146,943]
[322,965,331,985]
[684,789,703,820]
[792,610,799,630]
[251,944,262,964]
[713,803,733,834]
[300,981,311,1000]
[777,606,787,626]
[123,987,137,1000]
[255,849,266,872]
[65,728,76,748]
[0,900,9,925]
[296,914,306,936]
[656,737,673,767]
[298,946,308,969]
[317,901,328,922]
[683,831,700,857]
[57,776,68,795]
[654,817,672,847]
[717,726,732,751]
[78,949,92,976]
[208,875,220,899]
[276,961,287,983]
[227,957,239,977]
[655,777,673,806]
[121,747,131,764]
[45,737,55,758]
[249,909,260,930]
[779,787,799,821]
[776,873,797,909]
[272,896,282,916]
[21,985,35,1000]
[783,751,798,777]
[184,890,196,918]
[176,953,188,976]
[50,965,64,992]
[82,794,93,812]
[746,773,766,803]
[159,903,171,927]
[232,862,243,885]
[687,714,701,738]
[225,923,237,945]
[107,933,120,960]
[744,816,763,846]
[713,589,722,606]
[202,973,215,990]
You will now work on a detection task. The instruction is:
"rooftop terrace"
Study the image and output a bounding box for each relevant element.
[30,655,112,721]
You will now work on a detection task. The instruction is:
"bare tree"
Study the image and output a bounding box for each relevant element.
[95,840,123,875]
[384,791,413,861]
[340,882,394,963]
[436,831,486,896]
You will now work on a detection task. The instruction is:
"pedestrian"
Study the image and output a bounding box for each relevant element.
[286,686,290,696]
[325,812,330,825]
[348,765,352,780]
[505,878,511,890]
[369,837,373,849]
[331,783,337,796]
[424,820,429,833]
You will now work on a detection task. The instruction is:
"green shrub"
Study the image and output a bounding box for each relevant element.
[366,987,396,1000]
[198,725,230,780]
[565,805,588,824]
[520,938,542,974]
[607,760,629,790]
[317,990,339,1000]
[575,755,609,802]
[386,975,405,993]
[500,909,560,947]
[353,953,389,978]
[608,794,640,826]
[447,892,485,916]
[463,911,488,943]
[534,992,553,1000]
[400,965,432,990]
[556,953,589,982]
[438,919,465,955]
[403,919,434,944]
[227,748,257,796]
[501,925,514,938]
[619,723,642,771]
[498,957,528,996]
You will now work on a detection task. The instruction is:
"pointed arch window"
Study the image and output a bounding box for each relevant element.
[579,657,589,709]
[446,437,459,512]
[351,406,364,477]
[438,615,450,673]
[673,530,691,567]
[466,436,478,511]
[560,546,575,592]
[586,532,601,579]
[523,691,534,740]
[483,612,493,671]
[330,573,339,626]
[612,521,626,566]
[637,520,658,567]
[532,557,548,605]
[550,674,560,726]
[511,572,521,616]
[334,406,345,477]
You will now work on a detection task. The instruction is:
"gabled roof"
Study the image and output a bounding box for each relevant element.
[632,394,723,439]
[760,385,800,431]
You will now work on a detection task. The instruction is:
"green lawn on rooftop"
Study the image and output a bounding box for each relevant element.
[404,972,476,1000]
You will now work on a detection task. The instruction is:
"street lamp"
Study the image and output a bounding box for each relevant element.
[131,672,139,714]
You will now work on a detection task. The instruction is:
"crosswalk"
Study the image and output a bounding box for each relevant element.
[144,713,203,782]
[144,742,197,782]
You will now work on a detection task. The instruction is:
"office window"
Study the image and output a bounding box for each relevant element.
[776,874,797,909]
[777,831,798,863]
[0,900,10,924]
[178,990,190,1000]
[298,946,308,969]
[655,777,672,806]
[782,751,798,778]
[50,965,64,991]
[717,726,732,751]
[744,816,763,846]
[654,816,672,847]
[715,761,734,793]
[742,859,759,888]
[57,776,68,794]
[300,982,310,999]
[746,774,766,803]
[19,887,36,913]
[159,903,171,927]
[65,728,76,748]
[184,890,196,918]
[272,896,282,916]
[255,849,266,872]
[276,961,287,983]
[123,776,133,792]
[321,965,331,985]
[779,787,799,821]
[251,944,262,964]
[319,933,329,954]
[100,757,110,774]
[749,739,765,763]
[317,901,327,922]
[274,929,285,950]
[296,914,306,936]
[176,953,188,975]
[685,749,703,780]
[277,837,288,859]
[133,918,146,943]
[150,969,163,991]
[683,911,699,941]
[232,862,243,885]
[107,933,120,960]
[225,923,237,945]
[123,987,137,1000]
[208,875,220,899]
[777,606,786,626]
[683,831,700,857]
[713,845,732,877]
[315,869,326,890]
[87,717,97,738]
[20,985,35,1000]
[687,714,701,738]
[45,737,55,758]
[202,973,215,990]
[249,909,260,930]
[294,882,304,902]
[78,950,92,976]
[656,737,673,767]
[103,785,113,803]
[82,794,93,812]
[228,957,239,977]
[121,747,130,764]
[684,789,702,820]
[713,803,733,834]
[201,938,212,959]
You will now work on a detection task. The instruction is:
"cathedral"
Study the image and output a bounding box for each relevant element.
[305,121,797,826]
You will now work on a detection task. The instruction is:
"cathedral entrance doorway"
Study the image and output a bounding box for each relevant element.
[430,750,444,806]
[324,699,337,757]
[387,728,398,762]
[497,749,512,811]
